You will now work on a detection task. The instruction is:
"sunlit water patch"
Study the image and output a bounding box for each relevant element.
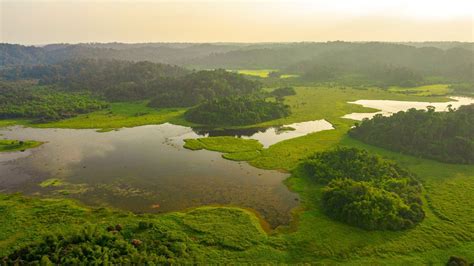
[342,96,474,120]
[193,119,334,147]
[0,124,300,227]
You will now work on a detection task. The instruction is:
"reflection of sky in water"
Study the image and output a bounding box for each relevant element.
[0,123,307,227]
[342,96,474,120]
[241,120,334,147]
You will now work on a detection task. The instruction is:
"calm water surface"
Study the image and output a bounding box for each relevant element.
[196,119,333,147]
[342,96,474,120]
[0,121,336,227]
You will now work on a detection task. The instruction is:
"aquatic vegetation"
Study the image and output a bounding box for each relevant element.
[38,179,64,188]
[184,136,262,153]
[0,139,42,152]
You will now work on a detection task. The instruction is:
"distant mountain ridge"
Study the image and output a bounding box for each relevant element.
[1,42,473,85]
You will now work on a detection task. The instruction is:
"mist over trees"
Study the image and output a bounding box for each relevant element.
[2,42,473,87]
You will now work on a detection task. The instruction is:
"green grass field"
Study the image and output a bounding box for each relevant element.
[32,102,187,131]
[0,139,43,152]
[236,69,277,78]
[388,84,451,96]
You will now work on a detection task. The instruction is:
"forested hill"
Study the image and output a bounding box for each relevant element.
[349,104,474,164]
[1,59,261,106]
[284,43,474,85]
[2,42,472,88]
[2,42,473,71]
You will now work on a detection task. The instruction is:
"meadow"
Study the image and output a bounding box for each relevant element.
[11,102,188,131]
[236,69,277,78]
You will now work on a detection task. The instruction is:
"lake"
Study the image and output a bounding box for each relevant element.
[1,121,336,227]
[342,96,474,120]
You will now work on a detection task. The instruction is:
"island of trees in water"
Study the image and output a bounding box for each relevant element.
[184,96,290,126]
[299,147,424,231]
[349,105,474,164]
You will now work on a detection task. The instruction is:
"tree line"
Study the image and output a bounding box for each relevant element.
[349,105,474,164]
[1,59,262,108]
[0,81,107,122]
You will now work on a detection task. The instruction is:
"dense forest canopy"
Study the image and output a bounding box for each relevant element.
[184,96,290,126]
[0,81,107,122]
[1,59,262,107]
[2,42,473,91]
[349,105,474,164]
[285,44,474,86]
[1,59,188,100]
[2,42,472,80]
[4,223,193,264]
[299,147,424,230]
[148,69,261,108]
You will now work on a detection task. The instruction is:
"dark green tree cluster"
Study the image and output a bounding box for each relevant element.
[0,83,107,122]
[449,83,474,96]
[4,223,195,264]
[1,59,188,101]
[270,87,296,99]
[300,147,424,230]
[184,96,290,126]
[148,69,261,108]
[349,105,474,164]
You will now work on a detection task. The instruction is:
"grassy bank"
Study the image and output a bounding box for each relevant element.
[0,102,187,131]
[0,194,286,263]
[0,139,43,152]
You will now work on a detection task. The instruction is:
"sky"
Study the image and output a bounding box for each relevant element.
[1,0,473,45]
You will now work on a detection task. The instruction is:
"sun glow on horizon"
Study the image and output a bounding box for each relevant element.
[1,0,473,44]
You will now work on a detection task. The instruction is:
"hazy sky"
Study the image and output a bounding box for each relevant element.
[1,0,473,44]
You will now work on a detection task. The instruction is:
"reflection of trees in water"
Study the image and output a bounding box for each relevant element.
[192,126,269,138]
